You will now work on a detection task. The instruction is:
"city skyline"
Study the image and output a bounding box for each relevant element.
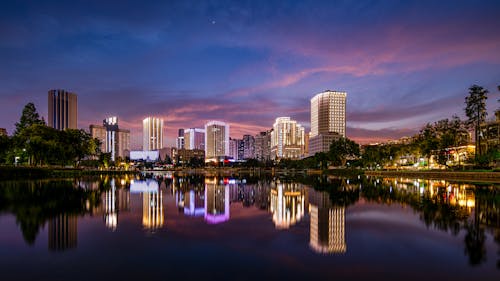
[1,1,499,149]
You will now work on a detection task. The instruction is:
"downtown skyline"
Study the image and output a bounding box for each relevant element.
[1,0,500,149]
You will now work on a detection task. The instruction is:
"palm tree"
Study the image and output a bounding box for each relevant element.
[465,85,488,158]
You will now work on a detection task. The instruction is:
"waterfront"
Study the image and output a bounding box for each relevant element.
[0,174,498,281]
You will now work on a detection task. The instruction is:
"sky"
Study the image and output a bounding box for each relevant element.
[0,0,499,149]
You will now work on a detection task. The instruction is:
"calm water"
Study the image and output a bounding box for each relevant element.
[0,173,498,281]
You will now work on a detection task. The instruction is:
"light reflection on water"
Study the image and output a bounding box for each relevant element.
[0,174,498,280]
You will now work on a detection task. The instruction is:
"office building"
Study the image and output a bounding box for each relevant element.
[229,138,244,160]
[204,120,229,162]
[255,130,272,161]
[143,117,164,151]
[48,89,78,130]
[271,117,305,160]
[309,90,346,156]
[184,128,205,150]
[89,116,130,161]
[242,134,255,159]
[176,129,185,150]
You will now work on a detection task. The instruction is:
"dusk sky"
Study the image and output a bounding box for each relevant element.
[1,0,499,149]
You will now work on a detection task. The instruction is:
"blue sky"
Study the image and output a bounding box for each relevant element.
[1,0,499,148]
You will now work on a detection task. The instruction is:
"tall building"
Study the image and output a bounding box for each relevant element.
[309,188,346,254]
[255,130,272,161]
[176,129,185,150]
[229,138,241,160]
[89,116,130,161]
[48,89,78,130]
[184,128,205,150]
[143,117,164,151]
[204,120,229,162]
[309,90,346,156]
[242,134,255,159]
[271,117,305,160]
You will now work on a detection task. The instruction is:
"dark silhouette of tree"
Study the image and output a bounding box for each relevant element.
[328,137,360,166]
[14,103,45,136]
[465,85,488,157]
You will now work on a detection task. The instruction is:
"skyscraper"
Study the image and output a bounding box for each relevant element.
[242,134,255,159]
[184,128,205,150]
[176,129,185,149]
[254,130,272,161]
[204,120,229,162]
[48,89,78,130]
[143,117,164,151]
[89,116,130,161]
[309,90,346,156]
[271,117,305,160]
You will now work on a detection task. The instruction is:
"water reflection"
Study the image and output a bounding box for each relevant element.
[48,214,77,251]
[204,177,230,224]
[130,179,164,230]
[0,174,498,270]
[270,181,306,229]
[308,188,346,254]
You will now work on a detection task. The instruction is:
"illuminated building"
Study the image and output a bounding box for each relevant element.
[270,181,306,229]
[143,117,164,151]
[242,134,255,159]
[184,128,205,150]
[270,117,305,160]
[309,90,346,156]
[176,149,205,164]
[90,116,130,161]
[176,129,185,149]
[204,120,229,162]
[254,130,272,161]
[308,188,347,254]
[229,138,243,160]
[48,214,77,251]
[204,177,230,224]
[0,128,7,136]
[142,189,164,230]
[48,89,77,130]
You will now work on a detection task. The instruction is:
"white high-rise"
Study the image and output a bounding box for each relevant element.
[309,90,346,156]
[184,128,205,150]
[271,117,305,160]
[204,121,229,162]
[143,117,164,151]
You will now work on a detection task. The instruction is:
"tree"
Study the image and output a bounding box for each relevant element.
[328,137,360,167]
[465,85,488,157]
[14,103,45,136]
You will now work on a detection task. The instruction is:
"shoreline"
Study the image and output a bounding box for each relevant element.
[365,170,500,183]
[2,166,500,183]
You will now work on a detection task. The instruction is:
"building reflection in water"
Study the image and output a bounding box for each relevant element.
[172,177,205,217]
[308,188,346,254]
[270,181,306,229]
[204,177,230,224]
[102,179,130,231]
[48,214,77,251]
[130,179,164,230]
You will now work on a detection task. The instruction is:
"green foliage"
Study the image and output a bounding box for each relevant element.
[328,137,360,166]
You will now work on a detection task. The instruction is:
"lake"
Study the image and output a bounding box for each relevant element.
[0,173,498,281]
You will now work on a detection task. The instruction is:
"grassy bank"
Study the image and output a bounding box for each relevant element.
[0,166,139,180]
